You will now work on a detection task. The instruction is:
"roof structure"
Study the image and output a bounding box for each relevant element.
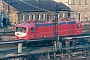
[3,0,70,12]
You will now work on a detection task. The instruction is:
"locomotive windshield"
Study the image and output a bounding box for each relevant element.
[16,27,26,33]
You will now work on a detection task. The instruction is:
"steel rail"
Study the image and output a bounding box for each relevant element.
[0,43,90,59]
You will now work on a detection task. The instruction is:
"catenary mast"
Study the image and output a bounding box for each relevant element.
[53,4,58,43]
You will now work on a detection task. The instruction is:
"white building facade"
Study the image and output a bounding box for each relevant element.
[54,0,90,22]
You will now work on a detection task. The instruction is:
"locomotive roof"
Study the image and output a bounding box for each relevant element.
[35,20,80,27]
[35,23,53,27]
[16,23,36,27]
[15,20,81,27]
[60,20,76,24]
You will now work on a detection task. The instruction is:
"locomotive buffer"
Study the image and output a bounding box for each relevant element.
[53,4,60,50]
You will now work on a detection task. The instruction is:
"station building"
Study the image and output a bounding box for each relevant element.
[3,0,70,25]
[54,0,90,22]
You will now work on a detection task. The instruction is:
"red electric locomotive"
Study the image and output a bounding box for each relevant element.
[14,19,82,40]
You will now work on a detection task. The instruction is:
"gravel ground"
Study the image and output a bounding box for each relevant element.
[26,54,90,60]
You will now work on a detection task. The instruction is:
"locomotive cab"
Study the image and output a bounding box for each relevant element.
[15,22,36,40]
[15,27,27,39]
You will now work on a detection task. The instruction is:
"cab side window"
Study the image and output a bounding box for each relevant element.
[78,24,80,28]
[21,27,26,33]
[31,28,34,32]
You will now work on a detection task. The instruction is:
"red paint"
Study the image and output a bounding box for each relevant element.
[15,20,82,40]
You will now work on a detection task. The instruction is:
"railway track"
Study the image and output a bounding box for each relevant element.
[0,22,90,59]
[0,33,89,47]
[0,30,15,41]
[0,44,16,48]
[0,43,90,59]
[0,38,90,52]
[0,39,90,60]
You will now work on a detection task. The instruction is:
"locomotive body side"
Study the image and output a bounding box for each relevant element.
[28,23,53,39]
[58,23,69,36]
[14,20,82,40]
[58,21,82,36]
[36,25,53,39]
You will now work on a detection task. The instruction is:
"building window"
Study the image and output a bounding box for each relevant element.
[68,0,72,5]
[84,12,87,18]
[21,14,25,20]
[68,0,70,5]
[79,0,81,5]
[51,14,55,20]
[37,14,41,20]
[31,14,35,20]
[72,0,75,5]
[58,14,60,19]
[41,14,45,20]
[70,13,74,18]
[27,14,31,20]
[84,0,87,5]
[63,13,65,18]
